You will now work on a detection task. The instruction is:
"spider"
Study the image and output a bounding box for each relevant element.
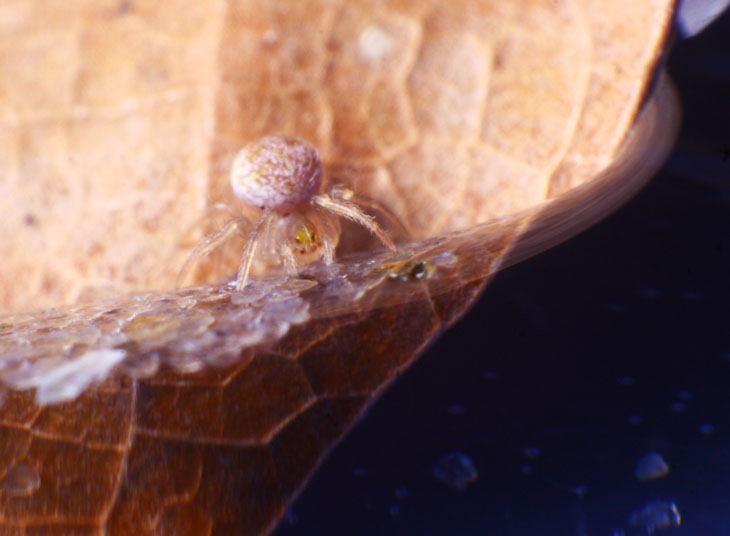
[177,135,401,290]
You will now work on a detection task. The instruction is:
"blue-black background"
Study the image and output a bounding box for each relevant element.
[276,9,730,536]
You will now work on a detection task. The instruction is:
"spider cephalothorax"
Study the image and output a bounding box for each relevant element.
[178,136,400,290]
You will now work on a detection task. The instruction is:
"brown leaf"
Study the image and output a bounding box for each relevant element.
[0,0,677,534]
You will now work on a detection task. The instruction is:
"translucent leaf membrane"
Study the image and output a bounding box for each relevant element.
[0,74,678,535]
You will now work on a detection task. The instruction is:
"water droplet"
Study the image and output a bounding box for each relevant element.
[168,354,204,374]
[676,390,693,401]
[388,504,401,517]
[431,251,458,268]
[670,401,687,413]
[3,348,127,405]
[394,487,408,499]
[628,500,681,534]
[352,466,366,477]
[523,446,540,459]
[627,415,643,425]
[699,423,715,434]
[2,462,40,497]
[119,350,160,378]
[433,452,478,489]
[635,452,670,481]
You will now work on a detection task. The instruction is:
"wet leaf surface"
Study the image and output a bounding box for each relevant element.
[0,1,677,534]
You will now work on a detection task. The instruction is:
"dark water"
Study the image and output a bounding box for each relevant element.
[275,10,730,536]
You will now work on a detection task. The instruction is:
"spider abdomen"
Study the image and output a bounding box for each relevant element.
[230,136,323,214]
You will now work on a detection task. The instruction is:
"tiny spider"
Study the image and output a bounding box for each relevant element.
[178,135,401,290]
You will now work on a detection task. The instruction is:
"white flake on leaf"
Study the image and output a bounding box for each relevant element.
[3,349,126,405]
[357,24,395,63]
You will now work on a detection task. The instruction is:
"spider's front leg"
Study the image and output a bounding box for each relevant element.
[234,210,276,291]
[313,192,398,252]
[330,186,410,241]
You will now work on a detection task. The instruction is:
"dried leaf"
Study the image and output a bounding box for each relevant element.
[0,1,677,534]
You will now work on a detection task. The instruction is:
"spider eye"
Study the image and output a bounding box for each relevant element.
[294,227,316,247]
[291,226,321,256]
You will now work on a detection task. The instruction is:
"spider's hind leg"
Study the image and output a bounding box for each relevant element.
[176,217,246,288]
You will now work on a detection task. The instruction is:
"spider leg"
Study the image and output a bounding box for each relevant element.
[313,193,397,252]
[321,234,336,264]
[179,203,240,246]
[176,218,245,288]
[315,210,338,264]
[235,210,276,290]
[280,243,298,274]
[330,186,410,240]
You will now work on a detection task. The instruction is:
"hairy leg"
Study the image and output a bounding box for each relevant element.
[176,218,245,287]
[178,203,241,246]
[313,193,397,252]
[280,243,298,274]
[320,232,336,264]
[311,208,339,264]
[235,210,276,290]
[330,186,410,240]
